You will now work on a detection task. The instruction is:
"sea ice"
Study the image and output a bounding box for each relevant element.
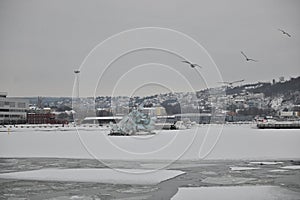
[47,195,101,200]
[202,176,256,185]
[0,168,185,185]
[140,162,215,169]
[249,161,283,165]
[281,165,300,170]
[230,167,260,171]
[116,186,158,194]
[171,186,300,200]
[114,195,151,200]
[269,169,289,173]
[1,125,300,160]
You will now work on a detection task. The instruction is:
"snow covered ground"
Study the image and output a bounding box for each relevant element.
[0,125,299,160]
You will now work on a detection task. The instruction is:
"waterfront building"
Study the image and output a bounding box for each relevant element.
[27,108,68,124]
[0,92,29,124]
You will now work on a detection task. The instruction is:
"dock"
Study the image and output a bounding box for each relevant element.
[257,121,300,129]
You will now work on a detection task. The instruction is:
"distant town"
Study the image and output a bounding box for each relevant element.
[1,76,299,125]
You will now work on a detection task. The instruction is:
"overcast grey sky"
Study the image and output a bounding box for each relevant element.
[0,0,299,97]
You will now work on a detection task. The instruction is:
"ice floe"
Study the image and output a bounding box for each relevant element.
[230,167,259,171]
[0,168,185,185]
[281,165,300,170]
[171,186,300,200]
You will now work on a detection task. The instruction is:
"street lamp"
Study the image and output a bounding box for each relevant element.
[74,70,80,99]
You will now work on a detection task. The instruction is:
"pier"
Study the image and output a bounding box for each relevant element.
[257,121,300,129]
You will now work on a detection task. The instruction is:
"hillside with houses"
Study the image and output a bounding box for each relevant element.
[4,76,298,125]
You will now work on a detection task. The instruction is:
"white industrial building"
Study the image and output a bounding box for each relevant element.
[0,92,29,125]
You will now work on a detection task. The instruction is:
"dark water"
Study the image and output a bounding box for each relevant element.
[0,158,300,200]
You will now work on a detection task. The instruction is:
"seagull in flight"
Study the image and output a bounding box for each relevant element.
[241,51,258,62]
[182,60,202,68]
[278,28,291,37]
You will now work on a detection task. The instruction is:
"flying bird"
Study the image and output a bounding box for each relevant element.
[241,51,258,62]
[218,79,244,87]
[278,29,291,37]
[182,60,202,68]
[74,70,80,74]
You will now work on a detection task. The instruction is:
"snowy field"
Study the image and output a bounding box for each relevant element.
[0,125,299,160]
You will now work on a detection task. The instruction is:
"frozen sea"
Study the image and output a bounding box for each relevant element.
[0,124,300,199]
